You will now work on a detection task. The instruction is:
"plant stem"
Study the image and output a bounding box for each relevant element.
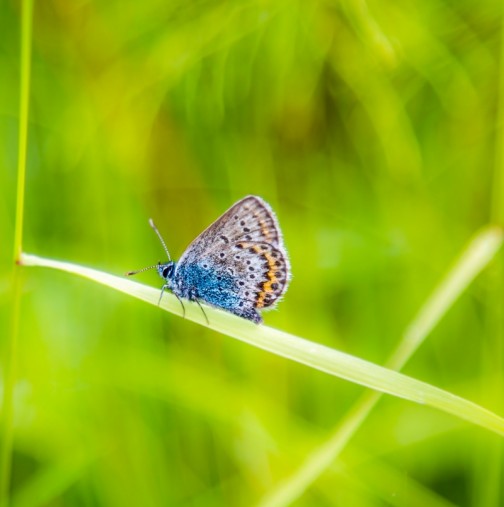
[0,271,23,506]
[0,0,33,504]
[12,0,33,263]
[257,226,503,507]
[19,248,504,438]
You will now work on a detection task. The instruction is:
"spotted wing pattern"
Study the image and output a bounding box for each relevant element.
[175,196,290,321]
[229,241,289,309]
[177,196,284,263]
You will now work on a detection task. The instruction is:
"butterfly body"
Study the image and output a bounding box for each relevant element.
[159,260,251,318]
[138,196,290,324]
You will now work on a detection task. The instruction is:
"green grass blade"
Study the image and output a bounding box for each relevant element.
[256,225,504,507]
[1,0,33,504]
[19,243,504,442]
[0,271,24,507]
[12,0,33,263]
[389,225,503,370]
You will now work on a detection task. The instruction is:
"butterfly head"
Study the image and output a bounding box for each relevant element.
[157,261,176,283]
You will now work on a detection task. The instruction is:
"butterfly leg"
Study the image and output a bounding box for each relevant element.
[158,284,168,306]
[187,288,209,325]
[175,293,186,318]
[159,284,186,318]
[194,299,210,325]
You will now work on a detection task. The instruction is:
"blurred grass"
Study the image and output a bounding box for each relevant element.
[2,0,504,506]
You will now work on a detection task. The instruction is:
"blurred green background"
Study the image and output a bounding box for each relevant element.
[1,0,504,505]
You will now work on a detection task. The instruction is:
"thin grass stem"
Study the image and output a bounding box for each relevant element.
[257,225,503,507]
[12,0,33,263]
[19,246,504,439]
[1,0,34,504]
[0,272,23,506]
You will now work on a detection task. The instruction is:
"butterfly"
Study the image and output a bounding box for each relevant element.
[127,196,290,324]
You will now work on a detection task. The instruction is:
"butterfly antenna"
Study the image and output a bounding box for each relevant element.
[126,264,158,276]
[149,218,171,261]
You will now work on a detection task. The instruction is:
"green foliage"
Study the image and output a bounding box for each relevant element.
[2,0,504,506]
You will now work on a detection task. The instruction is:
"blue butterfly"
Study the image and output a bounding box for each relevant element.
[128,196,290,324]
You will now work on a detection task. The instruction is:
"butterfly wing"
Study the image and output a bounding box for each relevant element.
[225,240,290,310]
[177,196,286,266]
[173,196,290,321]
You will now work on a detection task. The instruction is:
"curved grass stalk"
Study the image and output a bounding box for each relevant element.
[19,230,504,446]
[1,0,34,504]
[257,225,504,507]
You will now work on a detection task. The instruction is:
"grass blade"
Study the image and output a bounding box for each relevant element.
[257,225,504,507]
[19,242,504,443]
[1,0,34,504]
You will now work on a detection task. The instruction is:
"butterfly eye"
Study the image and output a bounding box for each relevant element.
[162,265,173,278]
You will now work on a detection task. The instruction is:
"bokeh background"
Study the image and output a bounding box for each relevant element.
[1,0,504,505]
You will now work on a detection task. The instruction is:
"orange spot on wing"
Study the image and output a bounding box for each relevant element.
[256,252,279,308]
